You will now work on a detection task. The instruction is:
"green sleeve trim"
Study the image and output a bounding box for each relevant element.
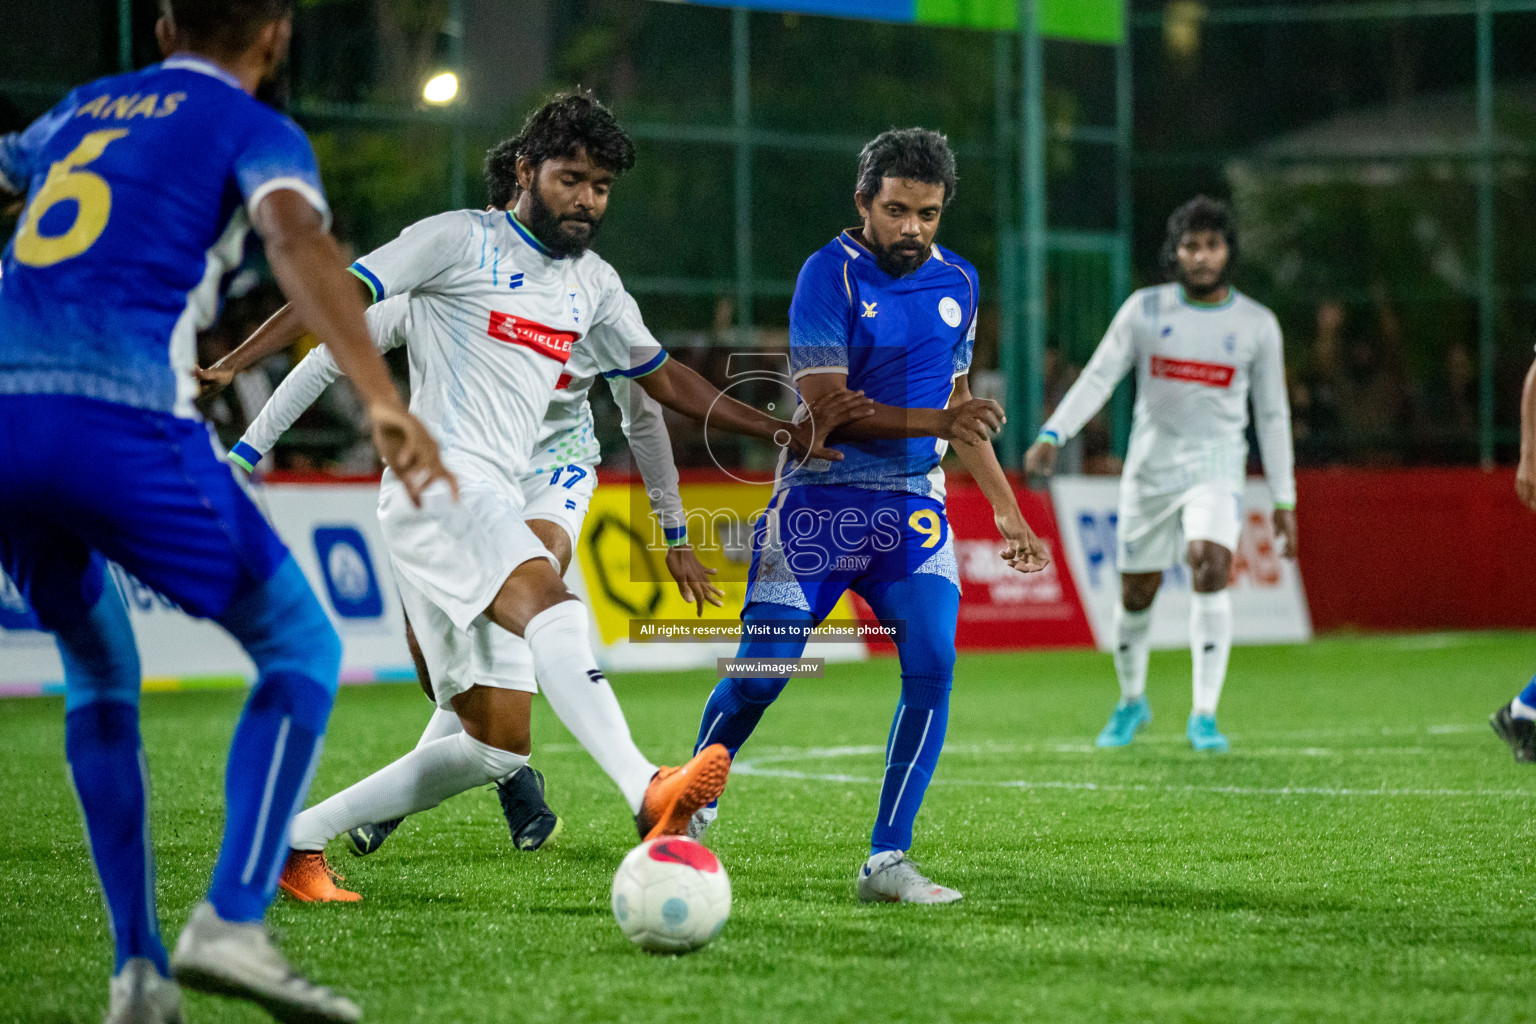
[227,450,256,474]
[1274,501,1296,511]
[1036,429,1061,446]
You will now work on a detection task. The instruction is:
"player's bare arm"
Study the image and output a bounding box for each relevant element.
[634,357,873,462]
[1517,353,1536,512]
[666,546,724,616]
[798,369,1002,446]
[946,375,1049,574]
[253,189,453,505]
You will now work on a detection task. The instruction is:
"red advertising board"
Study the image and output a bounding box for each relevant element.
[851,478,1096,651]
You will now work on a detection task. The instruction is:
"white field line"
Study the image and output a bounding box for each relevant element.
[727,741,1536,800]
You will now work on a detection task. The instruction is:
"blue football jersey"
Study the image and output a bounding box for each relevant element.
[0,56,328,417]
[781,230,978,497]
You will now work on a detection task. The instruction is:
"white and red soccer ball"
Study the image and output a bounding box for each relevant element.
[611,836,731,953]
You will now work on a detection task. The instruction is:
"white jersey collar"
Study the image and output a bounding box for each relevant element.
[161,55,245,91]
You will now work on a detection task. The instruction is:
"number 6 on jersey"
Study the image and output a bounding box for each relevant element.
[13,128,128,268]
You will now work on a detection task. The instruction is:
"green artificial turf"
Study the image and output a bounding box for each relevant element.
[4,633,1536,1023]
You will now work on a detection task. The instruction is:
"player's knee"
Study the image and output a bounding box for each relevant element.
[59,583,142,711]
[1187,543,1232,593]
[1121,573,1161,612]
[730,676,788,705]
[900,671,952,711]
[222,556,342,692]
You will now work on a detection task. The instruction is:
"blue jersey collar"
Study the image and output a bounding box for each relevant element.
[506,211,563,259]
[160,55,244,91]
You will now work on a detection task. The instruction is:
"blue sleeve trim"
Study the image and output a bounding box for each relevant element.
[349,262,385,304]
[229,440,262,472]
[663,525,689,545]
[602,349,669,380]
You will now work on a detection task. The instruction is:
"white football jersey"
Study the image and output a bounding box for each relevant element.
[235,219,686,536]
[349,209,664,493]
[1043,284,1296,506]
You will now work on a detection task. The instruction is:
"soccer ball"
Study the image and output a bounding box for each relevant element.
[610,836,731,953]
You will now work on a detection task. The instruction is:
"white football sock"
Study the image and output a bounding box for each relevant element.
[525,601,657,813]
[1511,697,1536,721]
[287,732,525,851]
[1190,590,1233,718]
[415,706,463,748]
[1112,605,1153,702]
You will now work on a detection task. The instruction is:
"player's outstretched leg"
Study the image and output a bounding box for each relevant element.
[483,559,731,841]
[1491,676,1536,762]
[857,576,962,905]
[52,569,182,1024]
[689,603,814,840]
[282,691,532,901]
[170,557,360,1024]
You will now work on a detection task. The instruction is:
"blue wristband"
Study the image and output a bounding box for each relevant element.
[228,440,262,473]
[1036,429,1061,446]
[663,525,689,548]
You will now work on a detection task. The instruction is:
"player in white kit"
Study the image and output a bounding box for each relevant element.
[1026,196,1298,752]
[222,288,712,856]
[201,93,869,901]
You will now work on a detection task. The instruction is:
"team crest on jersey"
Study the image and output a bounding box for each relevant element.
[938,296,963,328]
[486,311,577,364]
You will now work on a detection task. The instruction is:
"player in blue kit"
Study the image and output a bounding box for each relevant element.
[1492,345,1536,762]
[688,129,1052,903]
[0,1,450,1021]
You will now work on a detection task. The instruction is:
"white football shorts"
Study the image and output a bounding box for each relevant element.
[378,471,558,709]
[519,458,598,551]
[1116,480,1243,575]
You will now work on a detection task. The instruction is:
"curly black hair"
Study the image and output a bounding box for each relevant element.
[483,90,636,209]
[160,0,291,58]
[1159,195,1238,281]
[855,128,958,206]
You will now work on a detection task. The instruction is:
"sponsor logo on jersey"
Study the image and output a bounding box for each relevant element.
[1150,355,1235,388]
[861,301,878,318]
[555,372,572,390]
[507,272,525,290]
[486,311,577,364]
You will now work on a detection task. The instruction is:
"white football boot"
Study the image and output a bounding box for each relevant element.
[856,851,962,904]
[105,958,183,1024]
[687,805,718,842]
[170,901,361,1024]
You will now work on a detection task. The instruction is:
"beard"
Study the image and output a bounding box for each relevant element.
[869,236,930,278]
[1177,263,1229,300]
[525,180,601,257]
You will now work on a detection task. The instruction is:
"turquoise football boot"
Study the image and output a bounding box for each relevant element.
[1187,713,1230,752]
[1096,696,1152,747]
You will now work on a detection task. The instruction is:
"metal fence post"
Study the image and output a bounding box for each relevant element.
[1111,3,1134,459]
[1017,0,1047,467]
[1476,0,1495,467]
[733,8,754,348]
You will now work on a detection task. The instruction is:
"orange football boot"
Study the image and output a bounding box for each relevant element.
[278,850,361,903]
[635,744,731,841]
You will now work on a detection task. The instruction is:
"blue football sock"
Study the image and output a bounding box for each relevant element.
[693,603,814,759]
[1518,677,1536,709]
[58,580,168,976]
[863,574,959,856]
[208,557,341,922]
[870,673,952,855]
